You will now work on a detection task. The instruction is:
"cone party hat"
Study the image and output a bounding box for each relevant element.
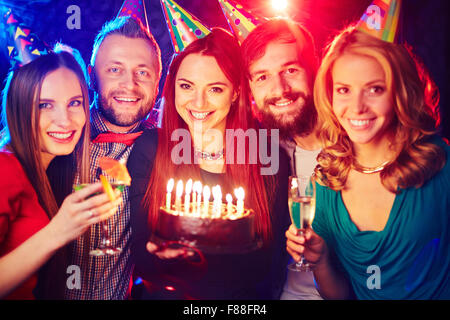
[117,0,150,31]
[3,9,51,70]
[160,0,210,53]
[356,0,402,43]
[218,0,265,44]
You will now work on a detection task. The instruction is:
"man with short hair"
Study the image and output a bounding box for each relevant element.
[65,16,162,300]
[241,18,322,300]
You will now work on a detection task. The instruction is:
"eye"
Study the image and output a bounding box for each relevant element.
[285,68,298,75]
[256,74,267,82]
[368,85,385,95]
[179,83,191,90]
[108,67,120,73]
[69,100,83,107]
[137,70,148,77]
[210,87,223,93]
[335,87,349,95]
[39,102,51,109]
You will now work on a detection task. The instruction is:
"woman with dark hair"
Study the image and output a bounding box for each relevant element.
[286,26,449,299]
[0,46,121,299]
[128,28,290,299]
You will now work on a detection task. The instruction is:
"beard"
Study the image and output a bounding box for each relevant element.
[97,89,154,128]
[258,91,317,141]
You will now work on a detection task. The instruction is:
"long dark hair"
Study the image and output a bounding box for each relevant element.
[144,28,275,243]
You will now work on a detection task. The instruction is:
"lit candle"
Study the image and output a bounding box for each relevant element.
[194,181,202,216]
[193,181,201,212]
[226,193,233,216]
[166,178,174,210]
[203,185,210,217]
[212,185,218,216]
[175,180,183,214]
[234,187,245,215]
[216,185,222,217]
[212,185,222,218]
[185,179,192,215]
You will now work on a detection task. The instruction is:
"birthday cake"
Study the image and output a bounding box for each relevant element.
[154,203,260,254]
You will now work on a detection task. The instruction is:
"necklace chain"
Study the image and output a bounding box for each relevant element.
[352,160,390,174]
[194,148,224,161]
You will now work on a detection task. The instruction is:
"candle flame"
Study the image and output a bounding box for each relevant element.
[176,180,183,197]
[203,185,211,200]
[167,178,174,192]
[226,193,232,203]
[185,179,193,194]
[234,187,245,200]
[193,181,202,194]
[291,178,298,189]
[212,185,222,201]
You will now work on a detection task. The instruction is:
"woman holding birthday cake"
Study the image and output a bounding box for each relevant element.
[128,27,291,299]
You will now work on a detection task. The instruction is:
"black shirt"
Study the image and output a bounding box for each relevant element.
[127,128,291,299]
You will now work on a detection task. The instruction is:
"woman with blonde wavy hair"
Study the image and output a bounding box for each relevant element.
[286,27,449,299]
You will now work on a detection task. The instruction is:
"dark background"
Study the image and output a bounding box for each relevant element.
[1,0,448,139]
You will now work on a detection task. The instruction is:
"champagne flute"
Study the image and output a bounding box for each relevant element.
[288,175,316,272]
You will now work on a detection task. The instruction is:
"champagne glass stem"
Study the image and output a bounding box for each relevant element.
[288,229,311,272]
[101,220,110,247]
[297,229,307,266]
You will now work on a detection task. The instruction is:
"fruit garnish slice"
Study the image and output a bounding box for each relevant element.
[100,174,116,201]
[98,157,131,186]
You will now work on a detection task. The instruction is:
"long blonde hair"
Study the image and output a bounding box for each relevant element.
[314,27,445,192]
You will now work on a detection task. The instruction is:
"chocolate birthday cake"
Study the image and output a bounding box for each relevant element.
[154,203,260,254]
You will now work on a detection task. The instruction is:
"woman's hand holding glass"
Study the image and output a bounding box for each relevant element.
[286,225,328,270]
[45,182,122,248]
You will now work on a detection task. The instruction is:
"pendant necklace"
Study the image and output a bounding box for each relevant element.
[194,148,224,161]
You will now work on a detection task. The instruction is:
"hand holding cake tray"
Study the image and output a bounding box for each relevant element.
[152,178,263,255]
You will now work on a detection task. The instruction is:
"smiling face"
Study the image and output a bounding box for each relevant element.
[248,41,315,137]
[93,34,159,131]
[38,67,86,167]
[331,53,395,148]
[174,53,236,135]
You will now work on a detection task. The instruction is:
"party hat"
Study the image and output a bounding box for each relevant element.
[356,0,402,43]
[218,0,265,44]
[160,0,210,53]
[3,9,50,70]
[117,0,150,31]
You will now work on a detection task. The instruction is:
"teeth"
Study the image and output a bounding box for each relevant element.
[115,97,138,102]
[274,100,293,107]
[191,111,210,120]
[350,119,371,126]
[48,132,73,139]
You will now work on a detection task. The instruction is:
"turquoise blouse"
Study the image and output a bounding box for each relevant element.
[313,139,450,299]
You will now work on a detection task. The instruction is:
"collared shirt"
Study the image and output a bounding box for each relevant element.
[64,106,151,300]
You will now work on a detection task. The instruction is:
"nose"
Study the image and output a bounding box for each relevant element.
[118,70,136,90]
[192,89,206,109]
[270,74,291,97]
[350,90,367,114]
[53,105,71,128]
